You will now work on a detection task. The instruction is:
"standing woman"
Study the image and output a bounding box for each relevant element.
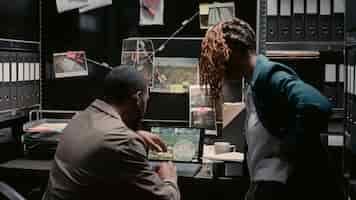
[199,18,344,200]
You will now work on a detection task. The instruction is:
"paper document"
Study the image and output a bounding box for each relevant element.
[28,123,68,133]
[140,0,164,25]
[204,152,244,162]
[56,0,88,13]
[203,145,244,162]
[79,0,112,13]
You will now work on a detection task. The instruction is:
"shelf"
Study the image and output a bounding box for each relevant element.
[266,50,320,60]
[0,38,39,52]
[266,41,344,52]
[331,108,345,120]
[0,105,41,125]
[142,119,223,124]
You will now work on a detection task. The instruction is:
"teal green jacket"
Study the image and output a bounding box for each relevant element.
[248,55,344,198]
[250,55,332,157]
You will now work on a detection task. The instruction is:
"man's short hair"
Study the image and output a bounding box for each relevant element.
[102,65,147,104]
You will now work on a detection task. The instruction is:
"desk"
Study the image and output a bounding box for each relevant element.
[0,158,249,200]
[0,159,52,171]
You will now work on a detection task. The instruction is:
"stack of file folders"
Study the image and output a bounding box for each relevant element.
[0,51,40,112]
[22,119,69,159]
[267,0,345,42]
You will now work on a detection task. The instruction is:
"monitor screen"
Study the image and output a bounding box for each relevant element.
[144,92,189,121]
[53,51,89,78]
[148,127,202,162]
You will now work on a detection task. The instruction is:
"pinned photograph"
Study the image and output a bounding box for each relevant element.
[189,85,213,107]
[121,39,155,86]
[122,52,154,86]
[56,0,88,13]
[140,0,164,25]
[79,0,112,13]
[190,107,216,130]
[153,57,199,93]
[189,85,217,130]
[53,51,88,78]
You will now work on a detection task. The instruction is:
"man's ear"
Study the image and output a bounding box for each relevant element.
[132,91,143,105]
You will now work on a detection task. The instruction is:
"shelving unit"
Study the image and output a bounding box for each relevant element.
[266,41,344,51]
[0,39,41,127]
[258,2,347,197]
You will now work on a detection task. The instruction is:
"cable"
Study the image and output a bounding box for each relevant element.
[137,10,200,63]
[77,11,200,70]
[86,58,113,70]
[154,11,200,54]
[65,51,113,70]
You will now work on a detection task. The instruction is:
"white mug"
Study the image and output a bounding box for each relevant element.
[214,142,236,154]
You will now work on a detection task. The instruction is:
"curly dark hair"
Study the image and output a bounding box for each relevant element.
[200,18,256,101]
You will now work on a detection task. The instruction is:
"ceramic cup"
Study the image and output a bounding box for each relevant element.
[214,142,236,154]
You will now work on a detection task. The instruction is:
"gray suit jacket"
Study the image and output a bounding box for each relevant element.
[43,100,180,200]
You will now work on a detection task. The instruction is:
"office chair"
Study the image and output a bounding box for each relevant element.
[0,182,26,200]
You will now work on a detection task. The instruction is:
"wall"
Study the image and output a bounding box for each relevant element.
[0,0,39,41]
[42,0,257,110]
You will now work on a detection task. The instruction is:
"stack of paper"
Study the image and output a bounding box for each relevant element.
[203,145,244,162]
[203,152,244,162]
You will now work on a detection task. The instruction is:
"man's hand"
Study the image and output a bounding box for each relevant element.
[155,162,177,183]
[136,130,167,152]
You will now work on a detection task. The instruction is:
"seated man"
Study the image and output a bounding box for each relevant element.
[43,65,180,200]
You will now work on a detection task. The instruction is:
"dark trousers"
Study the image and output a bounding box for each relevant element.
[245,181,286,200]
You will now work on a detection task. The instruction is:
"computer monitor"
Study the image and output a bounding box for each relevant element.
[53,51,89,78]
[144,91,189,122]
[148,127,203,163]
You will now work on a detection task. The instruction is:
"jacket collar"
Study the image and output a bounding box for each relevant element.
[90,99,122,120]
[249,55,269,88]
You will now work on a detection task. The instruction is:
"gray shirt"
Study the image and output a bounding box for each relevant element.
[43,99,180,200]
[244,87,291,183]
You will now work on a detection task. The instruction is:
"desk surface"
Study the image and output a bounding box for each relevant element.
[0,158,245,181]
[0,158,212,178]
[0,159,248,200]
[0,159,53,171]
